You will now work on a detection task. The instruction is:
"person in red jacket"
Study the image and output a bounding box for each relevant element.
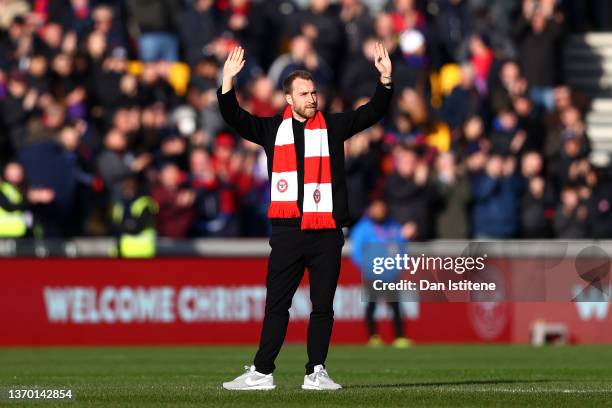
[151,162,195,238]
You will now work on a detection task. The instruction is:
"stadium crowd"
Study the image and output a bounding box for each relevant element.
[1,0,612,241]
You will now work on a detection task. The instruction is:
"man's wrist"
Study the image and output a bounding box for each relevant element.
[380,74,392,86]
[221,75,235,93]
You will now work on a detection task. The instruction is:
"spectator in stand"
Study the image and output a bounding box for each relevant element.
[385,145,436,241]
[554,129,590,188]
[96,128,151,199]
[293,0,344,80]
[185,67,225,141]
[87,50,131,114]
[25,100,66,146]
[514,0,564,111]
[152,161,195,238]
[58,123,101,235]
[111,174,158,257]
[155,126,188,171]
[47,0,91,39]
[33,22,64,60]
[374,12,396,53]
[440,64,480,131]
[2,70,39,151]
[489,60,528,115]
[236,141,270,236]
[50,53,86,119]
[245,76,279,117]
[26,53,50,95]
[396,28,430,92]
[436,0,472,64]
[0,16,29,71]
[339,0,374,59]
[344,115,383,223]
[137,61,180,109]
[548,105,590,170]
[519,151,554,238]
[127,0,182,62]
[433,151,470,239]
[520,175,551,238]
[470,154,521,239]
[453,114,488,162]
[0,160,63,238]
[398,29,427,71]
[586,165,612,238]
[268,35,333,92]
[0,161,30,238]
[512,94,545,152]
[249,0,300,72]
[18,136,77,237]
[209,132,241,236]
[389,87,428,143]
[218,0,274,70]
[490,108,526,156]
[544,86,590,156]
[467,33,495,95]
[179,0,218,67]
[553,184,587,238]
[341,37,386,107]
[89,4,129,53]
[84,29,107,67]
[188,147,221,236]
[387,0,427,34]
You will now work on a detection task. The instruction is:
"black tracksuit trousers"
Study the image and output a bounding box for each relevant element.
[253,227,345,375]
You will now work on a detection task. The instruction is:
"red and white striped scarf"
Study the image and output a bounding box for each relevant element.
[267,105,336,230]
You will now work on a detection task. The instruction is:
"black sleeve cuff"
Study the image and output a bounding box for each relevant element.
[379,79,393,89]
[217,85,236,99]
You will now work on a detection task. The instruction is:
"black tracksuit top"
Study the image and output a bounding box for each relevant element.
[217,81,393,229]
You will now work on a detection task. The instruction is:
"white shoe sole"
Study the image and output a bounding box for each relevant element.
[223,384,276,391]
[301,384,341,390]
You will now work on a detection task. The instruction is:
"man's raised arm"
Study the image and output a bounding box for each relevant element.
[336,42,394,141]
[217,46,265,146]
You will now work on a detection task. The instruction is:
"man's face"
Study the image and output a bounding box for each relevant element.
[395,149,417,177]
[368,200,387,223]
[160,164,180,189]
[286,78,317,121]
[3,163,24,185]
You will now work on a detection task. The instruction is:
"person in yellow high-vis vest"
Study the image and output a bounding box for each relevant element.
[0,162,29,238]
[111,175,158,258]
[0,161,57,238]
[0,182,27,237]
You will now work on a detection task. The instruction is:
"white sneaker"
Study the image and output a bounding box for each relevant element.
[222,365,276,390]
[301,364,342,390]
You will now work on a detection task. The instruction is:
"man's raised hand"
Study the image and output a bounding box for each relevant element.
[373,42,392,82]
[223,46,245,79]
[221,46,245,93]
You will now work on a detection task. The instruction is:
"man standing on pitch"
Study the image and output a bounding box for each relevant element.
[219,43,393,390]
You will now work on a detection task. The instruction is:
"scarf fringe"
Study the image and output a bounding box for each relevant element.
[300,212,337,230]
[268,201,301,218]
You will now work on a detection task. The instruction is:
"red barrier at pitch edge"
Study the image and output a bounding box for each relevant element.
[0,258,610,345]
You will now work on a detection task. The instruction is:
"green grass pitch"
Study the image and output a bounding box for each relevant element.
[1,345,612,407]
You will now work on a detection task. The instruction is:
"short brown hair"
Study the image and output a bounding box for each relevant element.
[282,70,313,94]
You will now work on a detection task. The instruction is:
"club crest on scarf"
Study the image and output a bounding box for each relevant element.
[276,178,288,193]
[268,105,336,230]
